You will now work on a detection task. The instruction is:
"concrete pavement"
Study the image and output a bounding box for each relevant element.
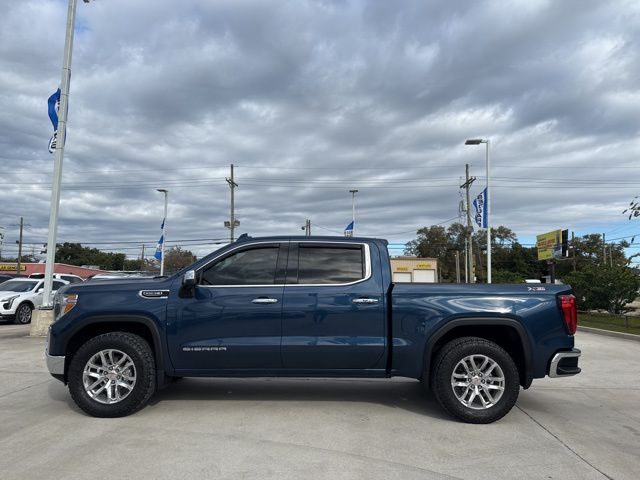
[0,325,638,479]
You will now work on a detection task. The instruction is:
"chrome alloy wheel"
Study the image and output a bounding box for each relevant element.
[82,349,136,404]
[451,354,505,410]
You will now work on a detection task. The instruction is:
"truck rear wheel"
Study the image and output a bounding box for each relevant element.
[430,336,520,424]
[68,332,156,417]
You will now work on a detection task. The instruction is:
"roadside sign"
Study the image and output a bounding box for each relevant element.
[536,229,568,261]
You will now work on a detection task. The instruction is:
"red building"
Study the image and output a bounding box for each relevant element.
[0,263,108,279]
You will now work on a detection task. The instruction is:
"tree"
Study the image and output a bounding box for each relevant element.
[55,242,126,270]
[405,225,455,281]
[164,247,196,273]
[492,270,525,284]
[405,223,524,282]
[563,265,640,313]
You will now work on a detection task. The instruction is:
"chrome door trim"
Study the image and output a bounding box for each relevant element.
[196,240,372,288]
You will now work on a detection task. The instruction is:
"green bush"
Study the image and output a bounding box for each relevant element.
[492,270,525,284]
[563,265,640,314]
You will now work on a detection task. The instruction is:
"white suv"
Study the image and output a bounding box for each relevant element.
[0,279,68,324]
[29,273,84,284]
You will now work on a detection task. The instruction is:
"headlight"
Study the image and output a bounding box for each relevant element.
[54,293,78,321]
[1,295,19,309]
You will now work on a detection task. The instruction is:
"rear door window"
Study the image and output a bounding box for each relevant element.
[297,245,365,284]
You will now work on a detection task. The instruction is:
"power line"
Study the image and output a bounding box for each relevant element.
[6,162,640,176]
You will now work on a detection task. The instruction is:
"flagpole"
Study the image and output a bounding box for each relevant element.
[157,189,168,276]
[42,0,78,308]
[485,139,491,284]
[350,189,358,236]
[465,137,491,283]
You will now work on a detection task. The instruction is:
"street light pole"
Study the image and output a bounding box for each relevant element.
[349,189,358,235]
[465,138,492,283]
[42,0,80,307]
[157,189,168,276]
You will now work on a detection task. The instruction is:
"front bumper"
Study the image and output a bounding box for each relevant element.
[45,331,65,377]
[0,313,16,321]
[548,348,581,378]
[46,352,65,376]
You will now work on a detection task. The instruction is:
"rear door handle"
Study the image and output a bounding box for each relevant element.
[252,298,279,304]
[352,298,379,304]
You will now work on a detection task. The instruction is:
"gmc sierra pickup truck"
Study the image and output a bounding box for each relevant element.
[46,235,581,423]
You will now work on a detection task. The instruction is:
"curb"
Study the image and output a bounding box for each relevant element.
[578,325,640,342]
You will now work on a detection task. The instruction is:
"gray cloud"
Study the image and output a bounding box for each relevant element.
[1,0,639,260]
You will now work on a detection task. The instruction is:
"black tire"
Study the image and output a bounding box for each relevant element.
[430,336,520,424]
[68,332,156,417]
[14,303,32,324]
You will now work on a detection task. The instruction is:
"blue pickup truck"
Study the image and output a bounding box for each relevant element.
[46,235,581,423]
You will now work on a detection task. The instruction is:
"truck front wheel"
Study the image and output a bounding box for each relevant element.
[430,336,520,424]
[67,332,156,417]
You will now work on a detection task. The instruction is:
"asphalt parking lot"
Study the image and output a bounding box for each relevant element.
[0,325,637,480]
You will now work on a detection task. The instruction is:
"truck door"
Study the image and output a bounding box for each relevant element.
[167,242,287,371]
[281,242,386,370]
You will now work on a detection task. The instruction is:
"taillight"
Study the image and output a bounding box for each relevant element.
[559,294,578,335]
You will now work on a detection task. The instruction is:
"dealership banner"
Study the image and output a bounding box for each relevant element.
[473,188,487,228]
[47,88,60,153]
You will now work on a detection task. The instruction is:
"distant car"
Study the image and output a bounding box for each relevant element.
[28,273,84,284]
[0,274,13,285]
[0,278,68,324]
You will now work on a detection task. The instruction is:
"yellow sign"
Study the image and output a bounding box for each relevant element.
[395,266,409,272]
[0,264,26,271]
[416,263,432,269]
[536,230,562,261]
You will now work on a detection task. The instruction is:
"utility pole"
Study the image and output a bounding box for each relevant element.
[16,217,24,276]
[610,245,613,267]
[476,239,484,282]
[464,238,468,283]
[0,226,4,261]
[140,244,145,271]
[225,164,239,243]
[572,231,576,272]
[455,251,461,283]
[602,232,606,266]
[305,219,311,236]
[460,164,476,283]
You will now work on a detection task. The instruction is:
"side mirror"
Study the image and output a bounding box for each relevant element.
[37,288,44,293]
[180,270,196,298]
[183,270,196,287]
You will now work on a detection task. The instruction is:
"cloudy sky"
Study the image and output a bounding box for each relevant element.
[1,0,639,261]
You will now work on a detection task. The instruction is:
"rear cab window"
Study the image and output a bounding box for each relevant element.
[290,243,368,285]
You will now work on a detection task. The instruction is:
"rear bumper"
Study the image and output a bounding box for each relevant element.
[548,348,581,378]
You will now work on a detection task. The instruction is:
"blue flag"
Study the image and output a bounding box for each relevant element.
[154,235,164,260]
[344,221,354,237]
[47,88,60,154]
[473,188,488,228]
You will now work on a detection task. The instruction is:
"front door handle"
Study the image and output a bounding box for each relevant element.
[352,298,379,304]
[252,298,279,304]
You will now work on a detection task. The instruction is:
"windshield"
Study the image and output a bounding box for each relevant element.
[0,280,39,293]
